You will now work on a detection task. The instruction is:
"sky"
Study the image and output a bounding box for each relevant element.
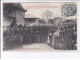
[21,2,77,19]
[21,3,64,18]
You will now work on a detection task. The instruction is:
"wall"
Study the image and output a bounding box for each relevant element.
[3,18,12,31]
[24,18,38,26]
[16,10,25,26]
[3,10,13,31]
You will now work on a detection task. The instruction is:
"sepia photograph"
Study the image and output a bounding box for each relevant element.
[3,2,77,51]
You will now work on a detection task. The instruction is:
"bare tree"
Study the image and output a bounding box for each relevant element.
[42,10,53,22]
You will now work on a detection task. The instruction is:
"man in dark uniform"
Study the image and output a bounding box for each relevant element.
[71,27,77,50]
[63,27,72,50]
[28,26,31,44]
[3,28,11,50]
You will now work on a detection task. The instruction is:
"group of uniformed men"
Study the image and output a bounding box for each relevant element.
[3,25,55,50]
[3,24,77,50]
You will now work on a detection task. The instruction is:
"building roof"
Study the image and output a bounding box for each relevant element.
[63,19,77,27]
[3,3,27,12]
[25,13,38,18]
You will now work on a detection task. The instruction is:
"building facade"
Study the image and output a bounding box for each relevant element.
[3,3,26,30]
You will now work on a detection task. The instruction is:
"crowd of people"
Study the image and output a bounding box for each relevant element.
[3,25,55,50]
[3,24,77,50]
[52,26,77,50]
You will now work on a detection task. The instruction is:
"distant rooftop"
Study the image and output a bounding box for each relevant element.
[25,13,38,18]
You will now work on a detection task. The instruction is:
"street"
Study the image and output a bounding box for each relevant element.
[7,43,54,51]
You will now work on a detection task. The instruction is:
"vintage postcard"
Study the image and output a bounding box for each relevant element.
[3,2,77,51]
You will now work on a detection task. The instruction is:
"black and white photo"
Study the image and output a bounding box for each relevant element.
[3,2,77,51]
